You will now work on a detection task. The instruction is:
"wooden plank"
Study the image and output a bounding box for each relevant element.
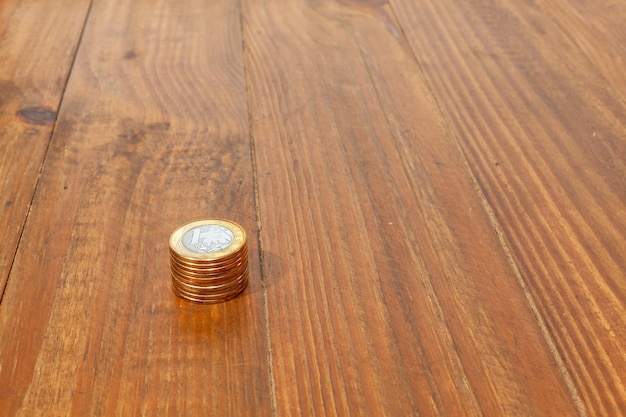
[0,0,271,415]
[0,0,91,293]
[535,0,626,102]
[242,0,579,415]
[389,0,626,415]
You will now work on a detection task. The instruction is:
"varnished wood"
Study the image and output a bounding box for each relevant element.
[1,0,624,415]
[535,0,626,102]
[242,0,580,415]
[0,0,270,415]
[390,0,626,414]
[0,0,91,293]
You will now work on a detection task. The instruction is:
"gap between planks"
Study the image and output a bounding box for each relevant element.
[237,0,279,414]
[383,0,588,414]
[0,0,96,306]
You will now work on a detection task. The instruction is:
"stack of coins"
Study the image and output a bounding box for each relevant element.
[169,219,248,303]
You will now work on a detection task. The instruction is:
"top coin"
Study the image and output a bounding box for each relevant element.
[170,219,247,262]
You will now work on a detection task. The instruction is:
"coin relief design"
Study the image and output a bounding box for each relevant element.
[182,224,234,253]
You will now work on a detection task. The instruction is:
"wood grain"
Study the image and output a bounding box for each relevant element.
[535,0,626,102]
[242,0,580,415]
[0,0,91,294]
[2,0,623,415]
[0,0,270,415]
[389,0,626,415]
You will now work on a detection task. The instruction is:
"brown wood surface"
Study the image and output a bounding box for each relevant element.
[535,0,626,102]
[0,0,91,292]
[390,0,626,415]
[1,0,624,415]
[242,0,581,415]
[0,0,270,415]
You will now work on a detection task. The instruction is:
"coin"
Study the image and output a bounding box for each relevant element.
[170,219,246,261]
[171,281,247,304]
[169,219,248,303]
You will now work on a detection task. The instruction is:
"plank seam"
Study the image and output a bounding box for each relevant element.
[384,1,587,415]
[0,0,96,307]
[352,27,483,415]
[237,2,277,415]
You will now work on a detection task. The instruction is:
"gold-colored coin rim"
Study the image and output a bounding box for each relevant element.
[172,286,246,304]
[171,270,248,293]
[172,277,248,303]
[169,242,248,266]
[169,219,247,262]
[170,264,248,284]
[172,263,248,282]
[170,264,248,283]
[169,247,248,269]
[170,254,248,273]
[174,277,248,298]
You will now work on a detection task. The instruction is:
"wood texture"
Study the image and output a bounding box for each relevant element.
[0,0,91,293]
[389,0,626,415]
[1,0,624,415]
[0,0,270,415]
[535,0,626,102]
[242,0,580,415]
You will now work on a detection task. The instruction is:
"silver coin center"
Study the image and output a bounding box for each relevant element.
[182,225,234,253]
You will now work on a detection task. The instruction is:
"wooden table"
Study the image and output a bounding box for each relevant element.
[1,0,624,415]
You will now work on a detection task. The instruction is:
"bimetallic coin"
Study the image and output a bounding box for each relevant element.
[170,219,246,262]
[182,224,234,253]
[169,219,249,304]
